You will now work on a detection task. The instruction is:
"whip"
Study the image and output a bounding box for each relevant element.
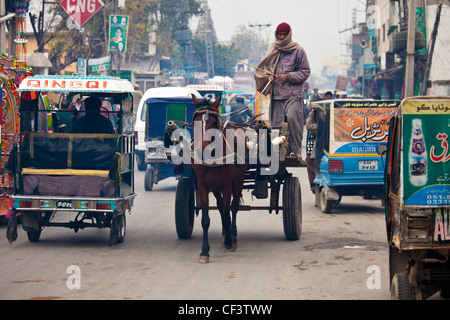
[217,54,277,77]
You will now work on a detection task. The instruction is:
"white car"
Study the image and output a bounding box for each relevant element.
[134,87,201,171]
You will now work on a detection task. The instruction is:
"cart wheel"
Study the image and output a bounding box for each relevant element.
[391,273,411,300]
[27,230,41,242]
[144,167,154,191]
[175,177,195,239]
[282,175,302,240]
[109,213,126,245]
[319,188,333,213]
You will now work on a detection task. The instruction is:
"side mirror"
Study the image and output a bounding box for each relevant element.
[377,144,387,156]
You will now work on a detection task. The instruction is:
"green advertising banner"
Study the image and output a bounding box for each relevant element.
[402,98,450,206]
[109,15,128,52]
[88,56,110,72]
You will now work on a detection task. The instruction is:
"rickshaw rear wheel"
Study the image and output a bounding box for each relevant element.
[144,167,154,191]
[109,212,126,245]
[391,273,412,300]
[175,177,195,239]
[116,213,126,243]
[27,230,41,242]
[282,175,302,240]
[319,188,333,213]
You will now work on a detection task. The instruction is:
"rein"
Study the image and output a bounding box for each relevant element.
[192,109,237,167]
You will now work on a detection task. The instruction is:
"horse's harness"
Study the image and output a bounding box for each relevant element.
[191,109,238,167]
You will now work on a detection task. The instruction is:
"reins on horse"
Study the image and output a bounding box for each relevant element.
[192,109,238,167]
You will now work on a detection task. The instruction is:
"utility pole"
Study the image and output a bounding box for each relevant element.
[404,0,416,98]
[0,0,6,54]
[419,4,442,96]
[205,31,214,77]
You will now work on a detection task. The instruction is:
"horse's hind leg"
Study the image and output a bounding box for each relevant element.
[219,188,234,251]
[230,200,239,251]
[230,167,246,250]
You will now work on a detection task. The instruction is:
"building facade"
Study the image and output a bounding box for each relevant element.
[349,0,449,98]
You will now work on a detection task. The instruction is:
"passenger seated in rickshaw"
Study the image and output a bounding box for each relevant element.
[305,106,317,192]
[71,97,116,134]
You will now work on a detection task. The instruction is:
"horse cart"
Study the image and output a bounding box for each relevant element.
[6,76,136,246]
[163,94,304,262]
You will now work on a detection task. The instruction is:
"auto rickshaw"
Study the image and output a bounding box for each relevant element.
[383,96,450,299]
[143,96,197,190]
[312,99,400,213]
[6,75,136,246]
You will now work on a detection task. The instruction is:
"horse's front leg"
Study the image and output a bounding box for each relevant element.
[198,186,210,263]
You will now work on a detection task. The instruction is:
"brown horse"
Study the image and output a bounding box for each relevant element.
[191,94,247,263]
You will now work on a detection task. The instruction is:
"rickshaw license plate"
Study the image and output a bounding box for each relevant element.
[359,160,378,170]
[56,200,72,209]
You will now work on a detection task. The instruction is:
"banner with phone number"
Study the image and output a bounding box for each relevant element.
[402,98,450,206]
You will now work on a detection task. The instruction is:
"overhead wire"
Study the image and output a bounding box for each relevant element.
[214,0,251,25]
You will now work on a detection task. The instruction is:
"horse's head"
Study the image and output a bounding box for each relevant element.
[192,93,222,130]
[192,93,221,113]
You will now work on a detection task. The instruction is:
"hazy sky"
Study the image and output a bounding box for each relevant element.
[204,0,367,73]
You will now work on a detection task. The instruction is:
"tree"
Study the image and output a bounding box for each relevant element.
[46,5,107,74]
[191,38,241,78]
[35,0,202,74]
[231,25,269,67]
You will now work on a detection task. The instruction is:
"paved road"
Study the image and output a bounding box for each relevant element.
[0,161,397,300]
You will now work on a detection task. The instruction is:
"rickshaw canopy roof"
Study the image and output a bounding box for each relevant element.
[18,75,135,94]
[146,97,197,140]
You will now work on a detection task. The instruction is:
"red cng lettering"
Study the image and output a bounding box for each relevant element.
[60,0,104,28]
[67,0,98,14]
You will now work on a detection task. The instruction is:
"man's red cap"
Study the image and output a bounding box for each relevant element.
[276,22,290,34]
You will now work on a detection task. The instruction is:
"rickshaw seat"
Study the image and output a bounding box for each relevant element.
[21,132,121,197]
[27,132,120,170]
[21,168,110,177]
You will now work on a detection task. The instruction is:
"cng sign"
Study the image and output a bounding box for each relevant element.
[60,0,105,28]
